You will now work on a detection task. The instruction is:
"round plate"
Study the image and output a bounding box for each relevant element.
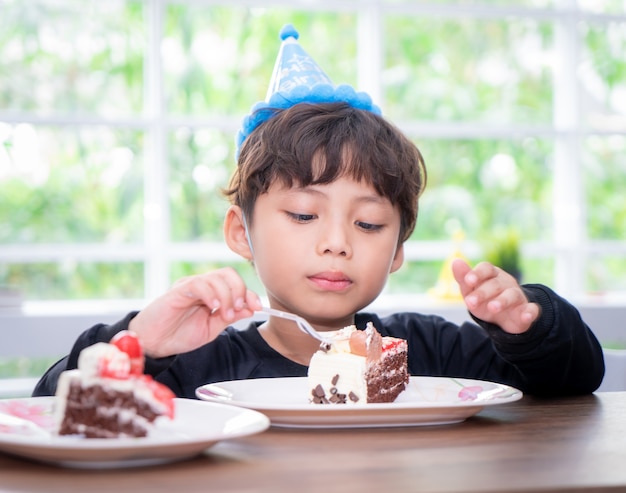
[0,397,269,468]
[196,376,522,428]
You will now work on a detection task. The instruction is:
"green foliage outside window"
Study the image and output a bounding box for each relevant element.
[384,16,553,124]
[1,1,626,302]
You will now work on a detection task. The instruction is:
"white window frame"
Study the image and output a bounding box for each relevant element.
[1,0,625,307]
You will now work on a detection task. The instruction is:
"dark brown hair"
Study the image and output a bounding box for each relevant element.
[224,102,427,242]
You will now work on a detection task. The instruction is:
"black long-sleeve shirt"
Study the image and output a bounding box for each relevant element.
[33,284,605,398]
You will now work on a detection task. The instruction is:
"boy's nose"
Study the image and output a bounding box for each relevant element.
[317,221,353,258]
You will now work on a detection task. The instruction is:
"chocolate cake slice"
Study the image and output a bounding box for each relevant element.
[54,331,175,438]
[308,322,408,404]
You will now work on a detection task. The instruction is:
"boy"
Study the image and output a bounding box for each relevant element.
[34,25,604,399]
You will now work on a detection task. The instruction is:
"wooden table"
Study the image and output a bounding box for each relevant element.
[1,392,626,493]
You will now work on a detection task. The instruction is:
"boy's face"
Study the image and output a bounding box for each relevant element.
[247,176,404,328]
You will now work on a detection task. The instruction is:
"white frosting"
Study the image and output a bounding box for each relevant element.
[78,342,130,378]
[308,350,367,404]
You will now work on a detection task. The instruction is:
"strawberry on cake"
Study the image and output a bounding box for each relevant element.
[54,330,175,438]
[308,322,408,404]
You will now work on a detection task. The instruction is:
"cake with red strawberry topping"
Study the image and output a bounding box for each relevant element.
[308,322,408,404]
[54,331,175,438]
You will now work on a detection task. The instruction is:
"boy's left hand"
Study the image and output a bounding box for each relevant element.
[451,258,540,334]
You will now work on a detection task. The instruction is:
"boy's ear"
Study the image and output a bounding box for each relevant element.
[389,243,405,274]
[224,205,253,260]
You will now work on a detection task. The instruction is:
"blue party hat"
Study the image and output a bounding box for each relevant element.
[264,24,334,103]
[236,24,381,158]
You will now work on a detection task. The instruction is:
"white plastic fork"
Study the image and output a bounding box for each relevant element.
[257,307,332,345]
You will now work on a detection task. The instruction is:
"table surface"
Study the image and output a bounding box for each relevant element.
[1,391,626,493]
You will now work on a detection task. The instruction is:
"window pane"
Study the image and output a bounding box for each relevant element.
[585,135,626,240]
[411,138,553,241]
[588,255,626,292]
[169,127,236,241]
[0,0,146,115]
[386,260,442,294]
[1,1,624,306]
[518,256,555,287]
[163,6,357,116]
[1,262,144,300]
[383,0,554,6]
[581,22,626,131]
[0,123,145,243]
[0,357,61,380]
[578,0,626,14]
[389,257,556,294]
[383,17,553,124]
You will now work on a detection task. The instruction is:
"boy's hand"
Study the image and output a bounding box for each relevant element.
[451,258,539,334]
[128,267,262,358]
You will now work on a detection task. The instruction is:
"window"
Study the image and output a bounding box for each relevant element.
[2,0,626,308]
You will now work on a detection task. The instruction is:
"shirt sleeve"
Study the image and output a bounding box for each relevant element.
[471,284,605,395]
[373,283,604,396]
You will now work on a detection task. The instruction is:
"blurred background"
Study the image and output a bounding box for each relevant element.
[1,0,626,383]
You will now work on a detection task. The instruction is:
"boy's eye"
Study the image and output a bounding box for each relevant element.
[356,221,383,232]
[286,212,316,223]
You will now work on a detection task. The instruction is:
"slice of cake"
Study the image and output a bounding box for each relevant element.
[308,322,408,404]
[54,330,175,438]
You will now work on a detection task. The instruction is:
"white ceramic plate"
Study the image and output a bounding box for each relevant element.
[0,397,269,468]
[196,376,522,428]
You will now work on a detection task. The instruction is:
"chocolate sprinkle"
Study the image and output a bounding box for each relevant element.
[310,376,355,405]
[312,384,325,398]
[329,393,347,404]
[311,385,330,404]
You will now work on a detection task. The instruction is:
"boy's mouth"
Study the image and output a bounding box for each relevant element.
[308,272,353,292]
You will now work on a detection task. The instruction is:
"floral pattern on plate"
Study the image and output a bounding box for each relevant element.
[0,399,55,436]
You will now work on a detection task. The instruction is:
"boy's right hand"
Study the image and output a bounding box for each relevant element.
[127,267,262,358]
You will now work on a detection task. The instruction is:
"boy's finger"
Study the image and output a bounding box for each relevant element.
[451,258,472,289]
